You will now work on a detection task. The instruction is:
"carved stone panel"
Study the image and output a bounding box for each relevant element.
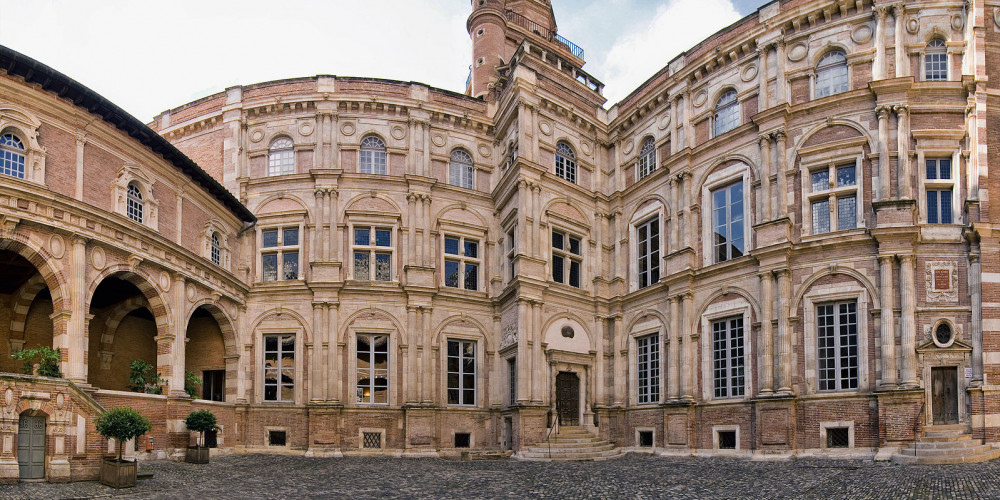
[925,261,958,303]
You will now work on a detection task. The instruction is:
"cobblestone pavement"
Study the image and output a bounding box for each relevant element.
[2,454,1000,499]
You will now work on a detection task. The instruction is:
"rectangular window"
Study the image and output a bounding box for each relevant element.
[817,301,858,391]
[508,357,517,405]
[551,229,582,288]
[263,334,294,402]
[356,334,389,404]
[202,370,225,402]
[353,226,393,281]
[444,236,480,291]
[261,227,299,282]
[836,165,856,187]
[636,217,660,289]
[506,228,516,282]
[447,339,476,405]
[925,52,947,81]
[926,158,954,224]
[712,181,744,263]
[809,163,858,234]
[837,196,857,230]
[811,170,830,192]
[636,334,660,404]
[812,199,830,234]
[712,317,745,398]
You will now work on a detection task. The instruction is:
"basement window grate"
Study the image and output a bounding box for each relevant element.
[268,430,286,446]
[638,431,654,448]
[827,427,849,448]
[718,431,737,450]
[363,432,382,449]
[455,433,471,448]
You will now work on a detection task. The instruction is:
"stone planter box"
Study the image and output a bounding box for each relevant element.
[100,458,136,489]
[185,446,210,464]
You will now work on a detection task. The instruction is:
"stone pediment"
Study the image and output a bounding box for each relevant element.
[916,338,971,354]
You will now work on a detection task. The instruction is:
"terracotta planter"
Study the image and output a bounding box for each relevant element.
[100,458,136,488]
[185,446,210,464]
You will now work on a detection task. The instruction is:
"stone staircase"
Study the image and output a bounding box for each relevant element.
[517,426,625,462]
[893,424,1000,464]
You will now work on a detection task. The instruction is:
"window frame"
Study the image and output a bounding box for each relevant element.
[701,164,750,267]
[923,156,957,225]
[804,160,861,235]
[711,316,746,399]
[446,338,478,406]
[351,224,395,281]
[815,300,860,392]
[923,38,948,81]
[814,49,849,99]
[355,332,391,405]
[635,332,661,405]
[259,224,302,282]
[257,329,301,404]
[267,136,295,176]
[635,216,661,290]
[442,233,481,291]
[636,137,656,181]
[802,284,870,394]
[713,89,740,137]
[550,227,583,288]
[126,182,144,223]
[554,141,577,184]
[0,133,26,179]
[448,149,475,189]
[700,299,753,401]
[359,135,388,175]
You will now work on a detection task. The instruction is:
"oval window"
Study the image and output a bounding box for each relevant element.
[934,323,953,346]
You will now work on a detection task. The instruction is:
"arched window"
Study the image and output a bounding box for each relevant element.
[637,137,656,180]
[267,137,295,176]
[449,149,474,189]
[126,183,144,223]
[0,133,26,179]
[713,90,740,137]
[555,141,576,183]
[211,232,222,265]
[360,135,387,175]
[815,50,848,98]
[925,38,947,81]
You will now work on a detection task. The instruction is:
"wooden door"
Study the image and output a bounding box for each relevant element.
[17,415,45,479]
[931,367,958,425]
[555,372,580,426]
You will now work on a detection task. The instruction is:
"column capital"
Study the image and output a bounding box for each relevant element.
[873,5,891,19]
[876,105,892,119]
[775,268,791,278]
[878,254,895,264]
[898,254,914,264]
[758,134,772,148]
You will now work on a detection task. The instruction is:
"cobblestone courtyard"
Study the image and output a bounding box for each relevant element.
[1,454,998,499]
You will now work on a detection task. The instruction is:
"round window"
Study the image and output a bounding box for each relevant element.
[561,325,575,338]
[934,323,953,346]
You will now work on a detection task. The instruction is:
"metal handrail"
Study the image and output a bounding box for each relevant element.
[913,401,925,458]
[545,409,559,459]
[504,10,584,60]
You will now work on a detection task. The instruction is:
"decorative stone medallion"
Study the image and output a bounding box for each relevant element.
[561,325,575,338]
[852,23,874,43]
[250,129,264,143]
[432,133,446,147]
[477,143,492,158]
[49,234,64,259]
[299,121,314,137]
[159,271,172,292]
[951,14,964,31]
[925,260,958,303]
[186,283,197,302]
[390,125,405,140]
[906,17,920,34]
[340,121,356,136]
[740,64,758,82]
[787,43,808,62]
[581,141,592,156]
[657,113,671,130]
[622,139,634,155]
[692,90,708,107]
[539,121,552,136]
[91,246,105,270]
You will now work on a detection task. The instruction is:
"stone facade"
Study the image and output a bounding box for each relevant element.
[1,0,1000,482]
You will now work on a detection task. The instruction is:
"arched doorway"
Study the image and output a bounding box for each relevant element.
[0,249,53,374]
[87,276,159,392]
[17,412,45,479]
[185,306,228,401]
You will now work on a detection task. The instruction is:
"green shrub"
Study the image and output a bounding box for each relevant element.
[127,360,162,394]
[184,410,217,448]
[95,407,153,462]
[184,371,202,398]
[11,346,61,378]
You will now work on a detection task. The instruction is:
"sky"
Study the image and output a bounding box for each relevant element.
[0,0,766,123]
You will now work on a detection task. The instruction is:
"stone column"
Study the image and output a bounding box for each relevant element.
[421,122,431,177]
[167,273,187,397]
[423,195,433,268]
[760,271,775,394]
[594,212,604,282]
[594,315,606,405]
[895,105,911,199]
[532,184,541,258]
[328,303,341,403]
[758,45,769,111]
[776,269,792,394]
[877,106,891,200]
[235,304,248,403]
[899,255,918,388]
[970,249,983,385]
[492,314,503,406]
[878,255,898,388]
[74,135,85,201]
[684,90,694,149]
[759,135,772,221]
[330,113,340,170]
[407,119,417,174]
[406,193,417,268]
[668,296,680,400]
[406,305,419,404]
[320,303,330,402]
[893,4,907,77]
[670,98,679,154]
[684,173,696,250]
[533,301,545,404]
[681,293,695,400]
[517,181,528,256]
[421,306,433,404]
[314,189,325,264]
[775,131,788,217]
[517,300,530,403]
[613,314,625,406]
[775,40,787,104]
[668,178,678,251]
[327,189,337,262]
[64,236,88,383]
[310,303,324,402]
[874,6,889,80]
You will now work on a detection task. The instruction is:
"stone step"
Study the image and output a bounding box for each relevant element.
[525,444,616,454]
[921,433,973,442]
[922,426,972,439]
[900,443,995,457]
[892,448,1000,465]
[547,437,604,444]
[529,441,615,450]
[519,453,626,462]
[912,438,982,450]
[519,449,624,460]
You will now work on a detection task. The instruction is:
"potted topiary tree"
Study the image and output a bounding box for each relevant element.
[11,346,61,377]
[184,409,217,464]
[95,407,153,488]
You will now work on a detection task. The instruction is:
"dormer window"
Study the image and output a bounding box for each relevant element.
[0,133,25,179]
[126,183,144,223]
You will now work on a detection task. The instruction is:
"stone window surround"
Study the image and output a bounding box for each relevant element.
[114,163,159,231]
[544,212,590,290]
[819,420,855,449]
[267,136,295,176]
[358,428,386,450]
[712,88,740,138]
[347,215,398,282]
[700,162,751,268]
[503,222,517,285]
[635,136,657,181]
[930,318,959,348]
[634,427,656,449]
[450,429,475,449]
[811,48,850,100]
[908,35,964,82]
[255,328,304,405]
[711,424,741,452]
[203,219,230,268]
[797,139,865,238]
[0,105,47,184]
[801,284,871,395]
[348,326,395,407]
[916,146,962,226]
[264,426,290,448]
[438,221,486,293]
[700,298,753,402]
[628,318,663,407]
[448,147,475,189]
[628,202,665,291]
[541,137,593,184]
[442,333,482,407]
[256,218,304,283]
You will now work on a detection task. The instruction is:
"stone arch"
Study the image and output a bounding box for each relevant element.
[432,314,492,352]
[185,301,238,401]
[253,194,312,218]
[0,237,67,313]
[794,119,875,153]
[790,265,880,314]
[623,309,668,351]
[435,204,489,230]
[810,42,849,66]
[99,296,150,354]
[695,286,762,324]
[15,400,52,418]
[338,307,404,345]
[540,311,594,351]
[250,307,313,344]
[186,301,238,355]
[694,154,759,194]
[86,266,170,339]
[627,193,671,222]
[343,193,402,215]
[541,197,593,228]
[8,273,48,342]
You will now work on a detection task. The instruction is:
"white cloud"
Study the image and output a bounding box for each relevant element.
[599,0,742,105]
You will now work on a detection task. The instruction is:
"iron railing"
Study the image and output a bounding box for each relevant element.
[504,10,584,61]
